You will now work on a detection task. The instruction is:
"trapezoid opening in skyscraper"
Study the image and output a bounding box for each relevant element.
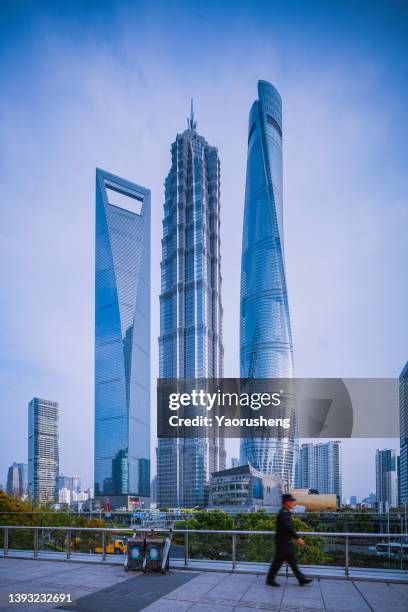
[94,169,151,510]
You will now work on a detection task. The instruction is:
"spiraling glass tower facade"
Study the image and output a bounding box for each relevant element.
[94,169,150,508]
[28,398,59,504]
[240,81,296,483]
[157,106,225,508]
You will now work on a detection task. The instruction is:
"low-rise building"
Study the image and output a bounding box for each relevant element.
[290,488,339,512]
[209,463,282,512]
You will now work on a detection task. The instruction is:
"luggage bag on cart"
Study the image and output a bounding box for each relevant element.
[124,530,172,574]
[124,537,145,572]
[143,536,171,574]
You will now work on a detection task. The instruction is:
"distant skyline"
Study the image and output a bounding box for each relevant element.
[1,1,407,499]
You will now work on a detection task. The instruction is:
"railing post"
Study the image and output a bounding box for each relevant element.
[102,531,106,561]
[401,536,403,571]
[66,529,71,560]
[232,533,236,571]
[184,532,189,567]
[345,535,349,578]
[4,527,8,557]
[33,529,39,558]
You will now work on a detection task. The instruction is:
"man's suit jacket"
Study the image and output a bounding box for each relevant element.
[275,507,299,556]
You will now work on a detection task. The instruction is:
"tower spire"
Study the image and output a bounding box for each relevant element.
[188,98,197,131]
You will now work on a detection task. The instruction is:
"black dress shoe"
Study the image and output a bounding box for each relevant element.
[266,580,281,587]
[299,578,313,586]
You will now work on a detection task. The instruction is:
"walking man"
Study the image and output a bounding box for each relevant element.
[266,493,313,587]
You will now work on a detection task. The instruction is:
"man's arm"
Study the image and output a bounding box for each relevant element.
[282,511,299,540]
[286,514,305,546]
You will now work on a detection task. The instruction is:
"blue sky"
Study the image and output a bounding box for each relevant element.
[0,0,407,499]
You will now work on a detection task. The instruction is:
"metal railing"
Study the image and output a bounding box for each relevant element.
[1,525,407,580]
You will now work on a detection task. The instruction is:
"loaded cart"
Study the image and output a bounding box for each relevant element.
[124,536,145,572]
[124,529,172,574]
[143,532,171,573]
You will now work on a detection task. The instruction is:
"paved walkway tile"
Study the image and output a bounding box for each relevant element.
[354,581,408,611]
[1,558,408,611]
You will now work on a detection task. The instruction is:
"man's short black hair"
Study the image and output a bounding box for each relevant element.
[282,493,296,503]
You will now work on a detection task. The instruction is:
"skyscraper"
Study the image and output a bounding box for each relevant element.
[6,462,28,498]
[295,441,342,501]
[94,169,151,509]
[28,398,59,504]
[240,80,296,482]
[376,448,398,512]
[399,361,408,505]
[58,473,81,494]
[157,104,225,507]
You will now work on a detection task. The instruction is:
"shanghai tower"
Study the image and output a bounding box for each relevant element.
[157,104,225,507]
[240,81,296,484]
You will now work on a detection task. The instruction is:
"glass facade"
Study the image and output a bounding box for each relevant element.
[7,462,28,498]
[376,448,398,511]
[28,398,59,504]
[399,361,408,505]
[94,169,150,504]
[240,81,296,483]
[157,107,225,507]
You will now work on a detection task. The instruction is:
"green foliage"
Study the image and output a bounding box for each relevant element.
[176,510,234,559]
[0,492,106,552]
[175,509,328,564]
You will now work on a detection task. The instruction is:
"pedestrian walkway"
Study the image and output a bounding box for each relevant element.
[142,571,408,611]
[1,558,408,611]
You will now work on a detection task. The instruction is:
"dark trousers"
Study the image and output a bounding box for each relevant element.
[267,550,306,584]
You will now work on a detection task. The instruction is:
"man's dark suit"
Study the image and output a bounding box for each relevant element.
[266,506,306,584]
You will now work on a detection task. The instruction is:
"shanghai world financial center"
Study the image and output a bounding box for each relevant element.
[94,82,295,508]
[94,169,151,507]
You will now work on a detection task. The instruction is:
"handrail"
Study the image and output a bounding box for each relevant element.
[2,524,407,580]
[1,525,407,537]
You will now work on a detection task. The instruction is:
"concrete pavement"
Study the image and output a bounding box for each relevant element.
[1,558,408,611]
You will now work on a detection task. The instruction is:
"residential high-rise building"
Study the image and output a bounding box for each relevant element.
[240,80,296,483]
[295,441,342,501]
[72,475,81,494]
[376,448,398,512]
[6,463,19,496]
[157,104,225,507]
[6,462,28,498]
[28,398,59,504]
[399,361,408,505]
[58,487,71,505]
[58,474,81,494]
[58,474,73,492]
[94,169,151,510]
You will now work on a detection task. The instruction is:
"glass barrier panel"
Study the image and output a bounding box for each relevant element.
[8,528,34,554]
[187,532,232,562]
[348,535,408,573]
[169,532,185,561]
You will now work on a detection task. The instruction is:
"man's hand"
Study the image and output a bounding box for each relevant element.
[296,538,305,547]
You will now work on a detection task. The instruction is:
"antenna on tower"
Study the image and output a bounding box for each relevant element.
[187,98,197,131]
